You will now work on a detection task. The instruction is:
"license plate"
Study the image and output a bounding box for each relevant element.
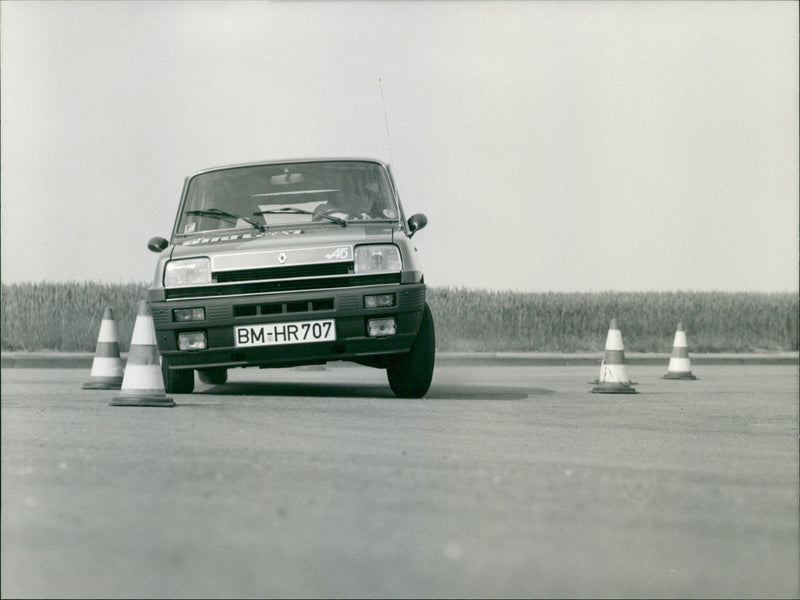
[234,319,336,348]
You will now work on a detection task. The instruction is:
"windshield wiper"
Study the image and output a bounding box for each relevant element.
[255,207,347,227]
[185,208,265,232]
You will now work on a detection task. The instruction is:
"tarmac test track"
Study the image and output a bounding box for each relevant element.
[1,362,798,598]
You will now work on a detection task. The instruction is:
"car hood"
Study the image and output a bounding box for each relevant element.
[169,224,401,261]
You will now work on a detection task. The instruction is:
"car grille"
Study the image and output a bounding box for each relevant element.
[233,298,334,318]
[214,262,350,283]
[165,270,401,300]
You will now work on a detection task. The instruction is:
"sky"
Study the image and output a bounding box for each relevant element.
[1,0,797,293]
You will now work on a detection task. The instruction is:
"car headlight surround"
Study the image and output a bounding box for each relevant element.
[164,258,211,287]
[354,244,402,274]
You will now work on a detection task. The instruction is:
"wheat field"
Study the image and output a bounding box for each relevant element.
[1,282,796,353]
[427,287,798,352]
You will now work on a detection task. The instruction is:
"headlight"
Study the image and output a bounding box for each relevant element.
[354,245,402,274]
[164,258,211,287]
[177,331,207,350]
[173,307,206,322]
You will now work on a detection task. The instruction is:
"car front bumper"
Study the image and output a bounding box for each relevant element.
[149,283,426,370]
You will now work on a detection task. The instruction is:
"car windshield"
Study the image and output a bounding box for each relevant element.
[176,160,399,235]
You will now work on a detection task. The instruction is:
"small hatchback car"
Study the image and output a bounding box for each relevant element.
[147,158,434,397]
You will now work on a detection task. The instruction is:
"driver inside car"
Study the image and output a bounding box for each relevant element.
[313,173,377,221]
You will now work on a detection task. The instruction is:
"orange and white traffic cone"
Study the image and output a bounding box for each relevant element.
[592,319,637,394]
[82,307,124,390]
[662,322,697,380]
[110,300,174,407]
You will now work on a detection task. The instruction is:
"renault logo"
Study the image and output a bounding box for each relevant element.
[278,252,287,264]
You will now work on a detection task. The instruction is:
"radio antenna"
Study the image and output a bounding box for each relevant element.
[378,77,395,166]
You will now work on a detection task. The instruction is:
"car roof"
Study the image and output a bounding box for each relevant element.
[189,157,390,178]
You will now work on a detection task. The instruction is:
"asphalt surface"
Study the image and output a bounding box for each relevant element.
[2,363,798,598]
[2,350,798,368]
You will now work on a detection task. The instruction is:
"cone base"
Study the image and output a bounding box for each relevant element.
[662,372,697,380]
[110,394,175,407]
[83,376,123,390]
[592,383,638,394]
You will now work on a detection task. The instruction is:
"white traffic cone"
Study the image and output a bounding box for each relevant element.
[662,322,698,380]
[83,307,124,390]
[592,319,637,394]
[110,300,174,407]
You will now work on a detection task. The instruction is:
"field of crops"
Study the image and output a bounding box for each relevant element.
[1,282,149,352]
[1,282,797,353]
[428,287,798,352]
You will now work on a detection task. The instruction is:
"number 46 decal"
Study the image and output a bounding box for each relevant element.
[325,246,350,260]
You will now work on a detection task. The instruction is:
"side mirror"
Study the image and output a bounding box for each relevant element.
[407,213,428,237]
[148,236,169,253]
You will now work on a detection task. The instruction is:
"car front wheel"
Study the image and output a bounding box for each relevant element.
[198,368,228,385]
[161,360,195,394]
[387,303,435,398]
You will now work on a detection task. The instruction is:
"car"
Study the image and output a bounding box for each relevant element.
[146,158,434,397]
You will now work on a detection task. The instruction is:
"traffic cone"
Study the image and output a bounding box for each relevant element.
[662,322,697,380]
[110,300,175,407]
[592,319,637,394]
[82,307,124,390]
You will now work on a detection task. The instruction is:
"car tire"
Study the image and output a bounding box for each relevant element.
[387,303,435,398]
[198,368,228,385]
[162,360,195,394]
